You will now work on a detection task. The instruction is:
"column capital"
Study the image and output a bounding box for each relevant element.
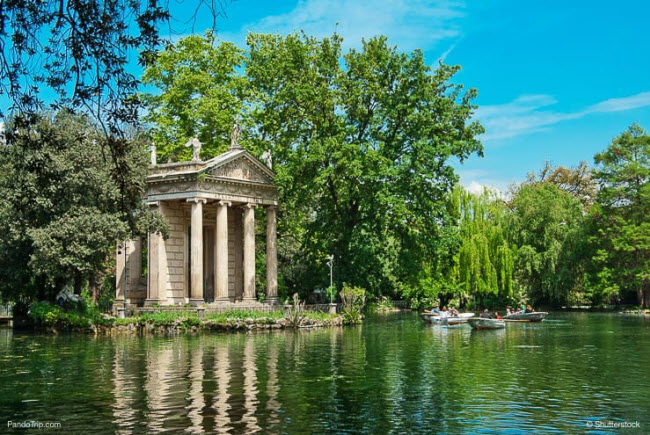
[187,197,208,204]
[218,200,232,207]
[147,201,160,208]
[265,205,278,211]
[243,203,258,209]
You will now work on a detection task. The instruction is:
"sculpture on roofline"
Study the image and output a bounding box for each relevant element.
[230,121,242,150]
[184,137,202,161]
[149,142,157,166]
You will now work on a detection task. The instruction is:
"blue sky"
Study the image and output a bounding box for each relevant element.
[5,1,647,193]
[167,0,650,193]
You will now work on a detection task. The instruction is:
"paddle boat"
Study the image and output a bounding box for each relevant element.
[420,311,441,323]
[504,312,548,322]
[440,313,475,326]
[468,317,505,330]
[421,311,475,324]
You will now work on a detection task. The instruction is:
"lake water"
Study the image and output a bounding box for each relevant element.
[1,312,648,433]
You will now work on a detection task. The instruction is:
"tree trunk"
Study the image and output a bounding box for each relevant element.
[637,288,645,309]
[89,272,98,305]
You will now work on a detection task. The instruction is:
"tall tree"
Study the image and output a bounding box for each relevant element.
[590,123,650,307]
[141,32,246,162]
[453,187,514,306]
[520,161,597,207]
[508,182,586,306]
[143,33,484,298]
[0,112,167,303]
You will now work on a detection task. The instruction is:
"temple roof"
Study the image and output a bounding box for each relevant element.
[146,148,278,206]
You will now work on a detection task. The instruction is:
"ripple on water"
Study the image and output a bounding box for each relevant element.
[0,313,649,433]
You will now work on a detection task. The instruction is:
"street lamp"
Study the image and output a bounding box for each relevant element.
[326,254,334,304]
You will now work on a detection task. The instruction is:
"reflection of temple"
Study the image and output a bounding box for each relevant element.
[115,137,279,307]
[111,335,279,433]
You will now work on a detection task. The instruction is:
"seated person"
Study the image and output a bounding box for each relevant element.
[525,304,534,313]
[479,309,493,319]
[495,311,503,320]
[432,306,440,314]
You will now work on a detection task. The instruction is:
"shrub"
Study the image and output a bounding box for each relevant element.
[285,293,306,326]
[340,284,366,323]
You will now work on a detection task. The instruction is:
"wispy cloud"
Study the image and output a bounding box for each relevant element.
[217,0,465,52]
[584,91,650,114]
[477,91,650,142]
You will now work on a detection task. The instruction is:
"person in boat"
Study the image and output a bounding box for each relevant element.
[495,311,503,320]
[432,306,440,314]
[479,309,493,319]
[440,307,449,318]
[506,306,512,316]
[525,304,534,313]
[450,307,459,317]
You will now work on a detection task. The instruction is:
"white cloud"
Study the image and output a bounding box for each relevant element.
[584,91,650,114]
[465,181,484,195]
[477,91,650,142]
[217,0,465,52]
[457,169,509,197]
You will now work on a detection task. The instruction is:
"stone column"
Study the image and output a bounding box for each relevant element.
[115,238,141,303]
[145,231,162,306]
[266,206,278,303]
[243,203,257,302]
[188,198,207,305]
[215,200,231,302]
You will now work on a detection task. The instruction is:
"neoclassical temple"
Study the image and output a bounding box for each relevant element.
[115,135,278,307]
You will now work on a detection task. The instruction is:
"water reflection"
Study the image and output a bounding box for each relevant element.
[1,314,650,433]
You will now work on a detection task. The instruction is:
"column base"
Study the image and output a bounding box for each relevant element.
[213,297,231,306]
[242,297,258,305]
[266,297,279,305]
[189,298,205,306]
[144,299,160,307]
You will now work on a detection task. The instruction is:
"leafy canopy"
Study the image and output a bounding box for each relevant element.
[143,32,484,298]
[0,112,166,303]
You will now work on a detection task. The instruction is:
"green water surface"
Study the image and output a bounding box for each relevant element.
[0,312,648,433]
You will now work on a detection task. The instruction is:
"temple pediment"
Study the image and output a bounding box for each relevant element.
[146,147,277,206]
[204,152,274,184]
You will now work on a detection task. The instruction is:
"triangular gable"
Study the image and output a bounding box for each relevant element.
[201,150,275,184]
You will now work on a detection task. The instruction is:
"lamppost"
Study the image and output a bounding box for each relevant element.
[326,254,334,304]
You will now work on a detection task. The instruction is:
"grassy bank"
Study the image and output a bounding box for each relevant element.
[25,302,353,333]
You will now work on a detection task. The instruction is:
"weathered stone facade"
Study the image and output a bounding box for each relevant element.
[115,144,279,307]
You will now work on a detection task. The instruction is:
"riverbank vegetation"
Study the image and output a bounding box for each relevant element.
[415,124,648,310]
[26,300,347,333]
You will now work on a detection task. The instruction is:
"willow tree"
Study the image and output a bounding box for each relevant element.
[447,187,514,307]
[143,32,484,298]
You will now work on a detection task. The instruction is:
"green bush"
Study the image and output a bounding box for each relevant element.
[340,284,366,324]
[28,301,96,329]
